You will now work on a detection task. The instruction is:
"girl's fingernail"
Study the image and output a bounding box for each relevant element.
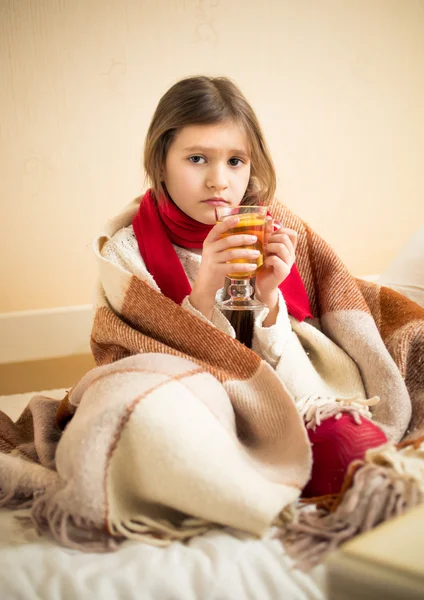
[249,236,257,242]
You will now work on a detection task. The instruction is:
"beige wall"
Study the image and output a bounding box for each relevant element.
[1,0,423,312]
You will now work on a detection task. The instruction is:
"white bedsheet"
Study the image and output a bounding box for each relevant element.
[0,390,326,600]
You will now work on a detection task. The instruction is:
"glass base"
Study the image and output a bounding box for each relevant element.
[216,297,265,311]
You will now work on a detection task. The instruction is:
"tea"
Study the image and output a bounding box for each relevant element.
[219,215,265,278]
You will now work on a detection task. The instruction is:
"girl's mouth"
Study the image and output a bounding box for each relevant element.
[202,198,228,206]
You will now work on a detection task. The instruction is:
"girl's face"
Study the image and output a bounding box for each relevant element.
[162,120,251,224]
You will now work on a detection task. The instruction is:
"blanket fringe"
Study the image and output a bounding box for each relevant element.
[278,438,424,570]
[30,485,216,552]
[30,488,119,552]
[109,515,215,547]
[297,395,380,430]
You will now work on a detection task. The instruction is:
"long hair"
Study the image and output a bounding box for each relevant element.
[143,76,276,346]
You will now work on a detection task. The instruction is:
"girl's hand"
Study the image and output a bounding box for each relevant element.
[189,216,260,319]
[255,219,298,308]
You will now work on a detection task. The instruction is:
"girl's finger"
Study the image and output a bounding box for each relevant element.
[267,236,295,260]
[218,248,261,263]
[220,262,258,275]
[266,246,294,270]
[266,233,290,245]
[264,254,290,277]
[205,216,240,243]
[266,242,291,258]
[278,227,298,250]
[213,233,259,253]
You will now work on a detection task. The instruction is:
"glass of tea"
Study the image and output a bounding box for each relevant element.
[215,205,267,311]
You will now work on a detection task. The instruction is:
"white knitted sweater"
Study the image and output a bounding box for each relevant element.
[101,225,379,427]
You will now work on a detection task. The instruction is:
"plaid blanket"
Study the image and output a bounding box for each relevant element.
[90,196,424,442]
[0,197,423,555]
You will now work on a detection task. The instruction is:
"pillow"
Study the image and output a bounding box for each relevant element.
[378,227,424,308]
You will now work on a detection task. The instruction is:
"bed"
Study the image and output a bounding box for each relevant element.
[0,389,326,600]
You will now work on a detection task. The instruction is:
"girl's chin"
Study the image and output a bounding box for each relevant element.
[194,207,216,225]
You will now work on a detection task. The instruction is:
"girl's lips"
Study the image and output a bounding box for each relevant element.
[202,199,228,206]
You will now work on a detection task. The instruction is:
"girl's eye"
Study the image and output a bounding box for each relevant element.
[228,157,243,167]
[189,156,206,164]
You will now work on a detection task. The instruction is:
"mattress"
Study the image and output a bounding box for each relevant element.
[0,390,326,600]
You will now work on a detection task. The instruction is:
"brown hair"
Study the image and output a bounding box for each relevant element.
[143,75,276,206]
[144,76,275,348]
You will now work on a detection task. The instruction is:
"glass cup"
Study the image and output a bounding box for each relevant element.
[215,205,267,311]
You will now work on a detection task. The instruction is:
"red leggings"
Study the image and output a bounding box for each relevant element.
[302,414,388,498]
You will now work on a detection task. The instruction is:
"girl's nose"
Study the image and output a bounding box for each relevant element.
[206,163,229,190]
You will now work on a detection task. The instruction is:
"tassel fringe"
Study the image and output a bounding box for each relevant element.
[29,484,217,552]
[297,395,380,430]
[30,488,119,552]
[109,515,215,547]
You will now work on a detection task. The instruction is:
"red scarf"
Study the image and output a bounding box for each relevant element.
[132,189,313,321]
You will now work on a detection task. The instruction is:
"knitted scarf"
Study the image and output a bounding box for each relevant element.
[132,189,313,321]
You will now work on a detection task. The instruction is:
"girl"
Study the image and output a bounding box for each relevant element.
[96,75,411,498]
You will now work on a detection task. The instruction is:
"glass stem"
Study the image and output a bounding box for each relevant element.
[228,279,254,302]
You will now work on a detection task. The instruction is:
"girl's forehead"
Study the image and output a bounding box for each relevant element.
[172,121,250,154]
